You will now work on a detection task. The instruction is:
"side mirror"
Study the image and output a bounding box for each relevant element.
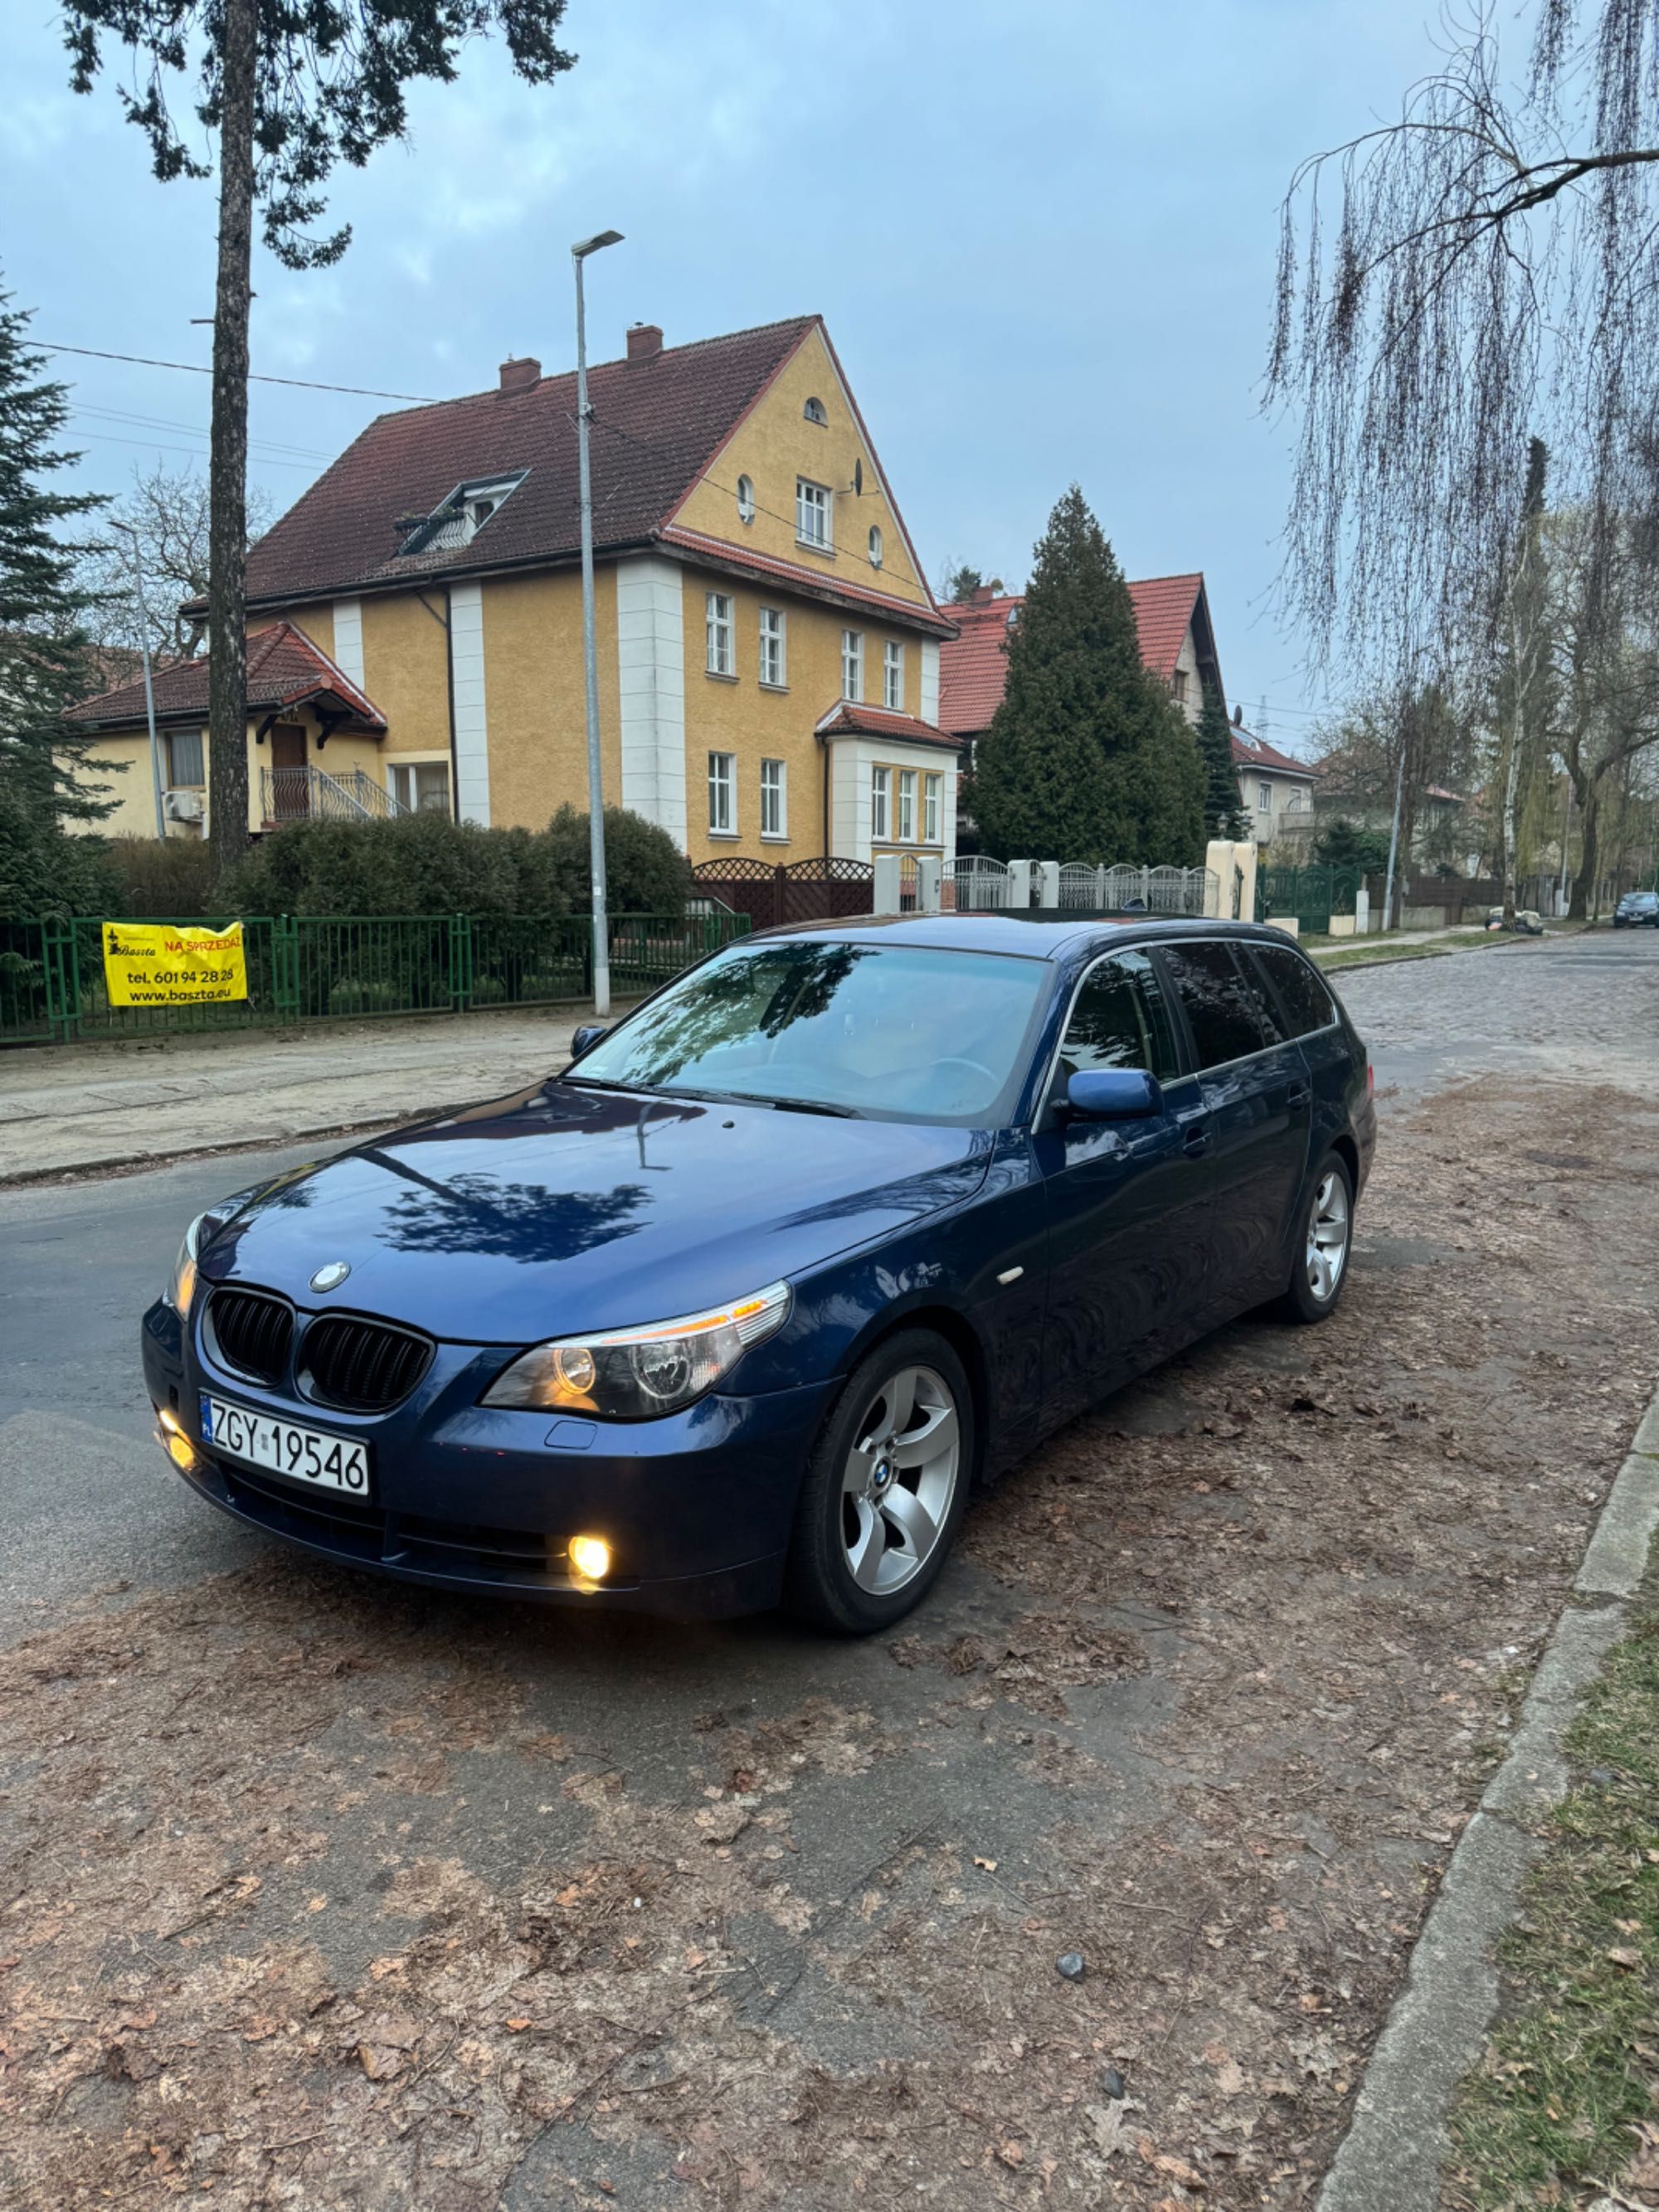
[569,1023,610,1059]
[1065,1067,1165,1121]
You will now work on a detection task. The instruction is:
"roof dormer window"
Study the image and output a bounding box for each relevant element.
[398,470,527,555]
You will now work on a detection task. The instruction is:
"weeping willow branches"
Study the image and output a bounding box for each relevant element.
[1267,0,1659,683]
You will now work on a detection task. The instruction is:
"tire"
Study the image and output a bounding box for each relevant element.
[1281,1152,1355,1325]
[783,1328,974,1635]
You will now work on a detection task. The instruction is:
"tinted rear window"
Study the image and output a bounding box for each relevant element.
[1253,942,1337,1038]
[1160,941,1278,1069]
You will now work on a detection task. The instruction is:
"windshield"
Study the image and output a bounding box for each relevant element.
[568,939,1052,1123]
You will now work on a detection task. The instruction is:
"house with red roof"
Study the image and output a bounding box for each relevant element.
[68,316,961,861]
[1231,720,1318,848]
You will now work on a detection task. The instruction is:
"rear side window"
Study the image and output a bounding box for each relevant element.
[1160,941,1278,1069]
[1058,950,1180,1084]
[1253,942,1337,1038]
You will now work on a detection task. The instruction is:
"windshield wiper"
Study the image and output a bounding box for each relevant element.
[769,1096,861,1118]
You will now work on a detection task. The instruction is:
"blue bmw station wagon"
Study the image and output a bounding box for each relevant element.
[142,916,1374,1632]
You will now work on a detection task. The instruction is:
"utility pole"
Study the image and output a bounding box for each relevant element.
[1382,746,1405,933]
[113,521,166,840]
[207,0,257,865]
[572,228,623,1018]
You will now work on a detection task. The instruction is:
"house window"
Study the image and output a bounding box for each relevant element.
[388,760,452,814]
[758,606,786,688]
[883,640,905,712]
[803,395,828,425]
[898,769,917,842]
[1258,782,1272,810]
[736,474,755,524]
[870,765,891,842]
[924,771,941,843]
[708,751,736,835]
[706,591,735,677]
[760,757,787,839]
[796,477,832,550]
[868,525,883,569]
[167,729,205,786]
[842,629,864,700]
[1170,668,1189,706]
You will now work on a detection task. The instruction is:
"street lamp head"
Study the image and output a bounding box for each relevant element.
[572,229,624,260]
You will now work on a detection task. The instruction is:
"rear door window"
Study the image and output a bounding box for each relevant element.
[1252,942,1337,1038]
[1159,941,1277,1069]
[1058,950,1180,1085]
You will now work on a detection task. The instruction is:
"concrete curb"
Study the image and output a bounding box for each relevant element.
[1316,1392,1659,2212]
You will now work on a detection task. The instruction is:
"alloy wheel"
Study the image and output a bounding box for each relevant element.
[1305,1169,1350,1303]
[840,1364,961,1597]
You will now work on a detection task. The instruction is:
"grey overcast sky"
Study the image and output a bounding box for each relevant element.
[5,0,1440,756]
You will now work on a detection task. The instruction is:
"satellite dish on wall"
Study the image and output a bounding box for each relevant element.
[854,459,864,495]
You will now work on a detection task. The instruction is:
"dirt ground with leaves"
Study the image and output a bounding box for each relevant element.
[3,939,1659,2210]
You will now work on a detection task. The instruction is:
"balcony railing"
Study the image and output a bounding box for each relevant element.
[260,764,411,826]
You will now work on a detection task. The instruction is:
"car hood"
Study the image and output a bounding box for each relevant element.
[201,1080,995,1343]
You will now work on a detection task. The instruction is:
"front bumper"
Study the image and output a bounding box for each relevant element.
[142,1298,834,1618]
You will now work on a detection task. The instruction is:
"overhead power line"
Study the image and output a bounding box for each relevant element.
[41,342,439,404]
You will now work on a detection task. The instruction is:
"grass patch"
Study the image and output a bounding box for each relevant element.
[1446,1590,1659,2210]
[1311,930,1507,971]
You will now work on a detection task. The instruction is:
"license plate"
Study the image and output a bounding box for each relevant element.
[200,1393,371,1497]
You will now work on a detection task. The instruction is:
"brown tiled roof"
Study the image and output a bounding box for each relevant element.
[226,318,822,608]
[814,700,964,751]
[68,622,387,732]
[1231,729,1316,777]
[937,573,1209,736]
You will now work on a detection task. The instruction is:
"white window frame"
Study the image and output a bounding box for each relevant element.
[387,757,452,815]
[870,765,891,843]
[842,628,864,702]
[868,524,883,569]
[760,756,787,841]
[883,640,905,712]
[898,769,917,842]
[1258,782,1272,810]
[758,605,786,688]
[708,751,736,836]
[736,474,755,524]
[706,591,735,678]
[924,771,941,844]
[796,477,833,551]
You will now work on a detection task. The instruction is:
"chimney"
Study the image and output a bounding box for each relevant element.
[626,323,664,362]
[971,584,996,604]
[499,355,541,395]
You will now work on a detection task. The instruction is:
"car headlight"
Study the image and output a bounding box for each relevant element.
[164,1213,207,1316]
[481,1282,791,1419]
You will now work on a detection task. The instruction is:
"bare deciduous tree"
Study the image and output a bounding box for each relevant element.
[80,465,275,666]
[1268,0,1659,680]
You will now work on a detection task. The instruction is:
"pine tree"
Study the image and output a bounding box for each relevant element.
[1194,683,1248,840]
[970,486,1206,863]
[0,284,109,824]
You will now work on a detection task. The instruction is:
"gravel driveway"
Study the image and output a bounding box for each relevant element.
[2,931,1657,2210]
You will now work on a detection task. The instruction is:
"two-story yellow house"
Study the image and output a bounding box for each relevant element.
[70,315,962,868]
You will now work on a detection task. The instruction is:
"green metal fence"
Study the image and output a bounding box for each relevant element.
[1255,865,1363,934]
[0,908,748,1046]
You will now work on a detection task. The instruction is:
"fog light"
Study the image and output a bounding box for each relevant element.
[568,1534,611,1584]
[156,1407,197,1471]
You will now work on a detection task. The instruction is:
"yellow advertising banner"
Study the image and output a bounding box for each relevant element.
[101,921,248,1008]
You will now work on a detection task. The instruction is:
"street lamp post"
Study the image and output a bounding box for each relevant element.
[572,227,624,1018]
[112,521,167,840]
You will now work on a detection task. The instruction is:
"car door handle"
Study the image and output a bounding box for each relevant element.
[1182,1123,1209,1156]
[1286,1084,1311,1109]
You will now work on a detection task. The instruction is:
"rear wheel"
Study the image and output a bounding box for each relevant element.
[1282,1153,1354,1324]
[783,1329,972,1634]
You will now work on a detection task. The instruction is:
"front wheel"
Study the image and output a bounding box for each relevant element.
[1281,1153,1355,1324]
[783,1329,973,1635]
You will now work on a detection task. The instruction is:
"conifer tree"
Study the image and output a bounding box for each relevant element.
[969,487,1205,863]
[1194,683,1248,839]
[0,285,109,823]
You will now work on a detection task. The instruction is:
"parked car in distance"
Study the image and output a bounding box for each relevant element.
[1613,890,1659,928]
[142,916,1376,1633]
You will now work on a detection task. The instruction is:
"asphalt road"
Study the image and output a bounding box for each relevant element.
[1,928,1656,1644]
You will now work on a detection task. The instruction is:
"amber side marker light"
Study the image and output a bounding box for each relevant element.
[568,1534,612,1587]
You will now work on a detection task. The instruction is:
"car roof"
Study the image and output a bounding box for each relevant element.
[736,912,1302,962]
